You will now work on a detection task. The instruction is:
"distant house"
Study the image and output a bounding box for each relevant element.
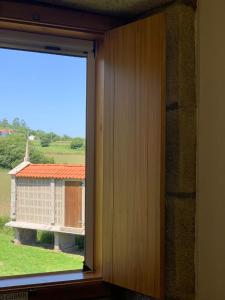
[28,135,35,141]
[0,129,14,136]
[6,145,85,252]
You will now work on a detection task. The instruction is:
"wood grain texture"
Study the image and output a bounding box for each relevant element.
[102,13,165,299]
[94,40,105,274]
[0,278,112,299]
[0,1,125,40]
[65,181,82,228]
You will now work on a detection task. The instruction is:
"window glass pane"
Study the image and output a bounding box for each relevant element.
[0,48,87,276]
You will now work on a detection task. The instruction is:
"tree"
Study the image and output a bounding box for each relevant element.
[40,135,51,147]
[49,132,60,142]
[70,137,85,149]
[62,134,71,141]
[12,117,20,128]
[0,118,9,128]
[0,135,54,169]
[30,148,54,164]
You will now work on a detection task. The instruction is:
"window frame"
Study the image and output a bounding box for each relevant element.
[0,29,96,287]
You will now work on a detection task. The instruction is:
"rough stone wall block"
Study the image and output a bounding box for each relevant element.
[165,3,196,300]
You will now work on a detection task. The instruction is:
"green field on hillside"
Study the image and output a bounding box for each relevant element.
[31,140,85,164]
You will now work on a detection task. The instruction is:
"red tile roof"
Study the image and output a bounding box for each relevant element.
[0,129,14,134]
[16,164,85,180]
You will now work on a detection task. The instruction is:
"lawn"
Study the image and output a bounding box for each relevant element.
[0,229,83,277]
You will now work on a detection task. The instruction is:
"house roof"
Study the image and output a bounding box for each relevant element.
[15,164,85,180]
[0,129,14,134]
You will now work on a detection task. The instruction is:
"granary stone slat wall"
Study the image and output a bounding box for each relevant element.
[55,180,64,226]
[16,178,53,225]
[16,178,65,226]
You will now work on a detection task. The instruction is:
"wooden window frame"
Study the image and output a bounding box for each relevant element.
[0,29,96,289]
[0,3,165,299]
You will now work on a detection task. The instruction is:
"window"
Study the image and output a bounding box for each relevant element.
[0,7,165,299]
[0,30,95,279]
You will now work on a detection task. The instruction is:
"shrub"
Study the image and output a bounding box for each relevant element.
[76,235,84,251]
[0,216,9,230]
[70,137,85,150]
[0,135,54,169]
[40,136,51,147]
[0,216,13,235]
[37,231,54,245]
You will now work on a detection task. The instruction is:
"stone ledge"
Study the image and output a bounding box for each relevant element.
[6,221,85,235]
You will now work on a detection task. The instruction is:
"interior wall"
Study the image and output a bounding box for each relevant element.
[197,0,225,299]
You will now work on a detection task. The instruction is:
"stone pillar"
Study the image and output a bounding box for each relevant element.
[81,182,85,229]
[54,232,76,253]
[50,179,55,225]
[14,228,37,245]
[54,232,60,251]
[165,3,196,300]
[10,176,16,221]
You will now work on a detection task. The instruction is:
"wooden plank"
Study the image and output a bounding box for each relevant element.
[0,1,126,40]
[102,30,115,283]
[0,21,103,41]
[65,181,82,228]
[94,40,104,274]
[0,277,111,299]
[84,50,95,270]
[102,13,165,298]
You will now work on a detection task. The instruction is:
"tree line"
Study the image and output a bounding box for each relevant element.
[0,117,85,169]
[0,117,85,149]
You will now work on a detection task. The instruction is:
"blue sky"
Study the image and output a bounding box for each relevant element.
[0,48,86,137]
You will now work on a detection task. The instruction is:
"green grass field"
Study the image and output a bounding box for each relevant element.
[32,141,85,164]
[0,231,83,276]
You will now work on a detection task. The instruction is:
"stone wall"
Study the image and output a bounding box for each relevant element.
[165,3,196,300]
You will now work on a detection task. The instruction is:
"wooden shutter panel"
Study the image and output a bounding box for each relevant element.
[102,13,165,298]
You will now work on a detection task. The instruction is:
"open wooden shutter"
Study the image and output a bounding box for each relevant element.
[102,13,165,298]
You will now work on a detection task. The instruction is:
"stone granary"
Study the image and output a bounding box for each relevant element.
[6,147,85,252]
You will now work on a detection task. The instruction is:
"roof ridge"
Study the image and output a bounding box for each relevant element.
[29,164,85,167]
[15,163,85,179]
